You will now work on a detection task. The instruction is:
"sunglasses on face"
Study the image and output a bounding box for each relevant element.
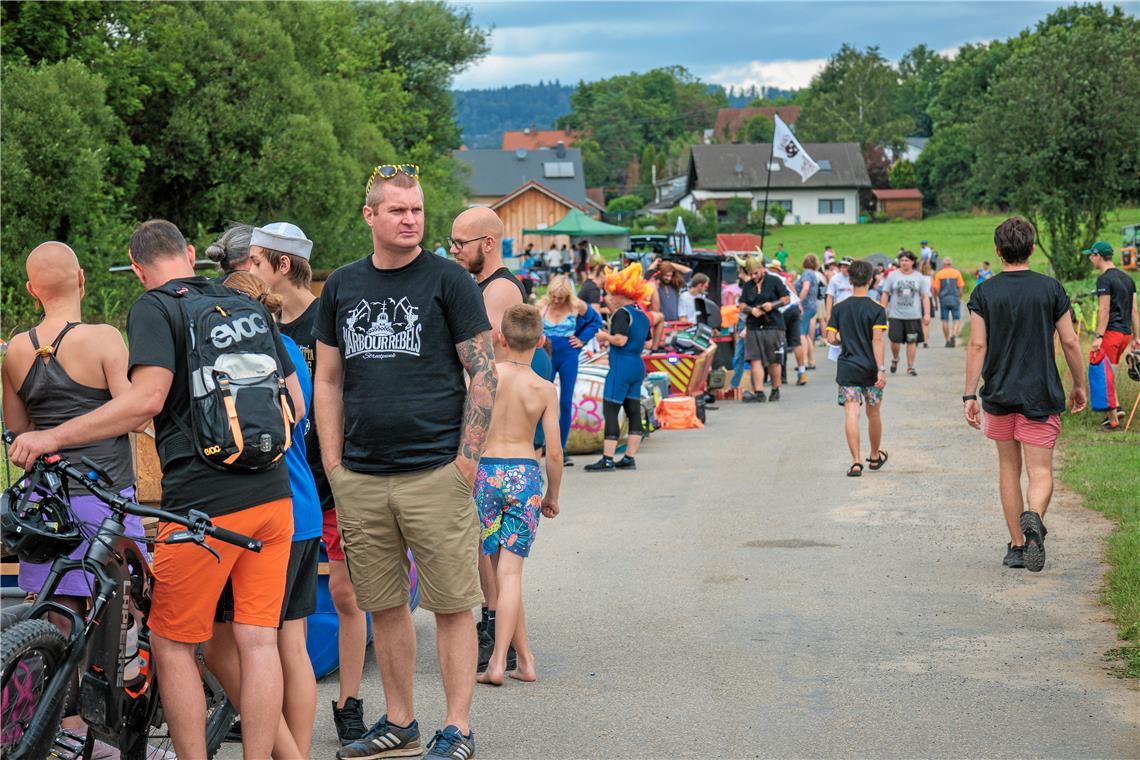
[366,164,420,193]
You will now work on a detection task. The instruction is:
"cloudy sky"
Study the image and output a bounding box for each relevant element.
[452,1,1115,91]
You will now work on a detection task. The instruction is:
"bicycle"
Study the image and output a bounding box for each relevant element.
[0,433,260,760]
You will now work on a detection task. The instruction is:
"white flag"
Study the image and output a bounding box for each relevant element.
[772,114,819,182]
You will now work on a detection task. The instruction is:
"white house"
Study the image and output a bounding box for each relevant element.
[678,143,871,225]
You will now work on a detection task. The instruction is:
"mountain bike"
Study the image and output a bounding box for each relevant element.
[0,433,260,760]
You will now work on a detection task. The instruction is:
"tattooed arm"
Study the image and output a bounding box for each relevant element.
[454,330,498,486]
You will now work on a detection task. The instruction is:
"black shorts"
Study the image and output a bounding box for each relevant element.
[783,309,801,348]
[744,328,785,365]
[888,318,924,344]
[214,536,320,625]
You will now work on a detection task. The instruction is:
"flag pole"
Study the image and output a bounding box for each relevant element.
[758,139,776,256]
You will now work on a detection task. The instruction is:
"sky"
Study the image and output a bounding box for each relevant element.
[452,1,1124,91]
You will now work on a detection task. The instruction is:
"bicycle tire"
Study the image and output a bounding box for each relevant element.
[204,695,236,759]
[0,603,33,630]
[1,618,69,760]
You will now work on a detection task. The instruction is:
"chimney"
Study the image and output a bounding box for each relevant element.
[555,140,566,158]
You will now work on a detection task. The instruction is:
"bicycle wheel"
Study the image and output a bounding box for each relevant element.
[1,618,69,760]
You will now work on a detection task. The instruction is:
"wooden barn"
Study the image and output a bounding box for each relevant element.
[872,188,924,220]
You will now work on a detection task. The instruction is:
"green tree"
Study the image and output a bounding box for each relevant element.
[725,197,752,228]
[739,114,774,144]
[795,45,914,150]
[888,159,918,189]
[972,7,1140,279]
[897,44,948,138]
[699,201,719,239]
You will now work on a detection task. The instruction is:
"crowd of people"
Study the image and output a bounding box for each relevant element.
[4,150,1137,760]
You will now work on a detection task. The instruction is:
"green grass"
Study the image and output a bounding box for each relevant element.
[691,207,1139,277]
[1057,337,1140,678]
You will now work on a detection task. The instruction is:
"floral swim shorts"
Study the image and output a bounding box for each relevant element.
[837,385,884,407]
[475,458,544,558]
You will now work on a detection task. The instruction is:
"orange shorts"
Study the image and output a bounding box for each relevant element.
[149,499,293,644]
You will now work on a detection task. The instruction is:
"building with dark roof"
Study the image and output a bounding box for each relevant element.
[712,106,802,143]
[680,143,871,225]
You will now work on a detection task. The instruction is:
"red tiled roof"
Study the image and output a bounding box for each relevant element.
[501,129,577,151]
[872,188,923,200]
[714,107,802,141]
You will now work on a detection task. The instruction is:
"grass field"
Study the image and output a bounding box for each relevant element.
[692,207,1139,278]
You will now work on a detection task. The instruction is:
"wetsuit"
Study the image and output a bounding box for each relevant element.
[603,304,651,439]
[543,305,603,449]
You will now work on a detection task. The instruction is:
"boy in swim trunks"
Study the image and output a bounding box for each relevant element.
[475,304,563,686]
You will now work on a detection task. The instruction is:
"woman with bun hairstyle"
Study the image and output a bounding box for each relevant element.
[206,224,255,277]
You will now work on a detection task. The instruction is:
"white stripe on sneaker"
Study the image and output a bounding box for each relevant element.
[455,745,471,759]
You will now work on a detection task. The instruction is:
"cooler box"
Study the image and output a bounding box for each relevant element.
[645,371,671,401]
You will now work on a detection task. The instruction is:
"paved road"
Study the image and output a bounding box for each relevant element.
[251,338,1138,758]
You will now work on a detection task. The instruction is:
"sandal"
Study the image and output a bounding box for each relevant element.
[846,462,863,477]
[867,450,889,471]
[907,367,917,376]
[890,358,899,374]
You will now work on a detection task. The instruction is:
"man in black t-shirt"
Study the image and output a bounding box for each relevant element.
[826,260,888,476]
[315,169,494,760]
[578,265,605,312]
[1083,241,1140,431]
[739,259,791,402]
[10,220,302,759]
[964,217,1086,573]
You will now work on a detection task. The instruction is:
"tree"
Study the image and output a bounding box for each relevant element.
[699,201,719,239]
[915,124,979,211]
[972,7,1140,279]
[794,45,914,150]
[766,204,788,228]
[725,197,752,228]
[739,114,774,144]
[897,44,948,138]
[888,160,918,189]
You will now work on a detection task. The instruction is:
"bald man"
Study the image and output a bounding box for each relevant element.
[1,243,140,703]
[449,207,527,673]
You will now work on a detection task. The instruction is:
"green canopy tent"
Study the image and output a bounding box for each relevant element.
[522,208,629,238]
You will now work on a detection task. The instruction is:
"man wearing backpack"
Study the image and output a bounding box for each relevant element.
[315,166,497,760]
[9,219,304,759]
[932,257,966,347]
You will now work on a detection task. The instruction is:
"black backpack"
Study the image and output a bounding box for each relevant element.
[159,283,294,472]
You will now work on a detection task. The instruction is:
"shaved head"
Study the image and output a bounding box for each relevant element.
[450,207,505,275]
[26,242,82,302]
[453,207,505,239]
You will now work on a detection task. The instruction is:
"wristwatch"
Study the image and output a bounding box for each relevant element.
[878,366,887,372]
[962,394,977,402]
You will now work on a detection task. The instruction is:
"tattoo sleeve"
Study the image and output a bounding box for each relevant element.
[456,330,498,462]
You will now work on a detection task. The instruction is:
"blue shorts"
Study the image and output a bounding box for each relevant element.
[475,458,543,558]
[940,302,961,320]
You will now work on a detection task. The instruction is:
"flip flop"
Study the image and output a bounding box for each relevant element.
[867,450,889,470]
[846,462,863,477]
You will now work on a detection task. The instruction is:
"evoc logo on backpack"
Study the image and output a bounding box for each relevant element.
[210,313,269,349]
[159,284,293,473]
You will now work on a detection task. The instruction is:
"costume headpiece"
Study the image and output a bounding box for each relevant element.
[604,262,654,303]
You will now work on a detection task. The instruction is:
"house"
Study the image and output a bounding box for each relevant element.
[710,106,802,143]
[679,143,871,225]
[887,136,929,164]
[453,146,604,250]
[501,127,576,152]
[872,188,923,220]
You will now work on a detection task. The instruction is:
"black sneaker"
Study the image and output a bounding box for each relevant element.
[563,455,574,466]
[950,336,957,347]
[749,390,767,403]
[768,388,780,402]
[337,714,422,759]
[584,457,615,472]
[225,719,242,743]
[1003,543,1026,569]
[333,698,367,745]
[506,645,517,672]
[476,625,494,673]
[425,725,475,760]
[1020,511,1047,572]
[614,455,637,470]
[742,390,757,402]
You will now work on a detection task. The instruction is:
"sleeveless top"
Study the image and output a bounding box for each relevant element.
[610,305,651,359]
[17,323,135,493]
[542,309,577,339]
[477,267,527,303]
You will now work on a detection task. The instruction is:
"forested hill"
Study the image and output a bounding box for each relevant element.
[452,82,574,148]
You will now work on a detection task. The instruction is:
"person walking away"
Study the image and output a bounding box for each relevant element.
[8,221,303,759]
[880,250,931,376]
[585,264,653,471]
[245,222,372,743]
[933,257,965,346]
[1083,241,1140,431]
[771,261,806,385]
[963,217,1087,572]
[2,242,145,749]
[315,166,495,760]
[450,207,527,672]
[796,255,822,370]
[474,305,562,686]
[825,260,888,477]
[537,275,603,462]
[207,269,322,758]
[918,260,935,348]
[739,258,791,402]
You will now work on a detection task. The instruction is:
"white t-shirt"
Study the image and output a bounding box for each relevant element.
[826,271,854,304]
[545,248,562,268]
[678,291,698,323]
[920,245,933,261]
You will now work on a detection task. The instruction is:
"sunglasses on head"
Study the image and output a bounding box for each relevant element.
[366,164,420,193]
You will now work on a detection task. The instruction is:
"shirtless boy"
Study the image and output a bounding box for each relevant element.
[475,304,562,686]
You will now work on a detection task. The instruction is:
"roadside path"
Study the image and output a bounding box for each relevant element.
[294,338,1137,758]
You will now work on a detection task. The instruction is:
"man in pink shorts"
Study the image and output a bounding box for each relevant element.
[963,217,1086,572]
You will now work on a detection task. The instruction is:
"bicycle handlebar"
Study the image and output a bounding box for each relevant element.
[3,430,262,553]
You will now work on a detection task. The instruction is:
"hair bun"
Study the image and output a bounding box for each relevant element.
[205,242,227,263]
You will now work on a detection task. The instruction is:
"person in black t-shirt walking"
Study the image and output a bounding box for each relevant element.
[826,260,889,476]
[315,167,495,760]
[1083,241,1140,431]
[739,258,791,402]
[964,217,1087,572]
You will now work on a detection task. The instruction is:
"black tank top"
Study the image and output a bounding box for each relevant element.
[17,323,135,493]
[477,267,527,302]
